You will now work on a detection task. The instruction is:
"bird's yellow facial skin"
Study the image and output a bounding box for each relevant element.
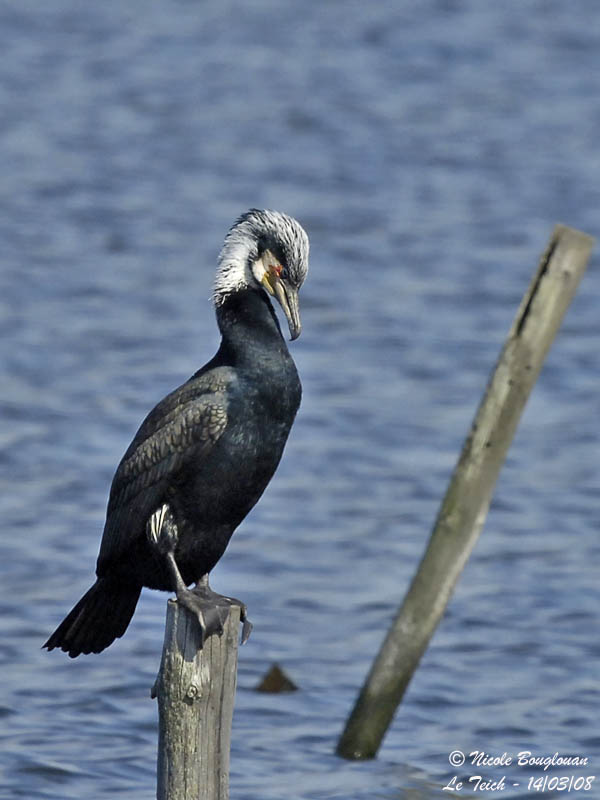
[259,255,283,296]
[253,250,301,339]
[260,273,276,296]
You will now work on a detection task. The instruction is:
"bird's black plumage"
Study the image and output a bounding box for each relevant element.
[45,209,309,657]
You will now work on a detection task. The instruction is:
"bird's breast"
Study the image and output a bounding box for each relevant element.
[178,360,300,530]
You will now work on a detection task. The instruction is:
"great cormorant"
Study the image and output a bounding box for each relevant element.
[44,209,309,657]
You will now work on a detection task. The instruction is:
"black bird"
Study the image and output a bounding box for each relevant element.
[44,209,309,657]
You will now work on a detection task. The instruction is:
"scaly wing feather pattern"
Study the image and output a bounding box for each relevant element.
[108,396,227,509]
[97,369,234,573]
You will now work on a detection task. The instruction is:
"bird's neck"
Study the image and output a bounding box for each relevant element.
[215,289,291,369]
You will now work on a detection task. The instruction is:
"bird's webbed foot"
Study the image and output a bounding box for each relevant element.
[146,504,252,647]
[191,576,253,645]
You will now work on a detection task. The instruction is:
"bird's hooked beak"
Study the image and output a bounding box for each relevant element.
[260,270,302,341]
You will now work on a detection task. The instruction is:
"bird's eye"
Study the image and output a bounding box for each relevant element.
[271,263,283,277]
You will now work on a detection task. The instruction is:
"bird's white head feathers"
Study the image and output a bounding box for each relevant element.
[214,209,309,306]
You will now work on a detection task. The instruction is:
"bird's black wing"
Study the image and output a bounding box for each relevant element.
[97,368,234,573]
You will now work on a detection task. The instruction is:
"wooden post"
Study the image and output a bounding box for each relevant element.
[153,600,241,800]
[336,225,594,760]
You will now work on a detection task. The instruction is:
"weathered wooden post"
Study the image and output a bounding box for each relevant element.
[153,600,241,800]
[337,224,594,760]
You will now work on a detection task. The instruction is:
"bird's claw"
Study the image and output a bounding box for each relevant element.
[213,593,253,645]
[240,615,253,645]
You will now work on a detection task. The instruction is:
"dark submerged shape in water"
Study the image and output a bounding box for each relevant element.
[44,209,309,657]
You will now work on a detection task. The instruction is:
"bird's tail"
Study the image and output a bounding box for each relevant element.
[44,578,141,658]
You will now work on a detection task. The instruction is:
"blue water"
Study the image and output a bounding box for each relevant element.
[1,2,600,798]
